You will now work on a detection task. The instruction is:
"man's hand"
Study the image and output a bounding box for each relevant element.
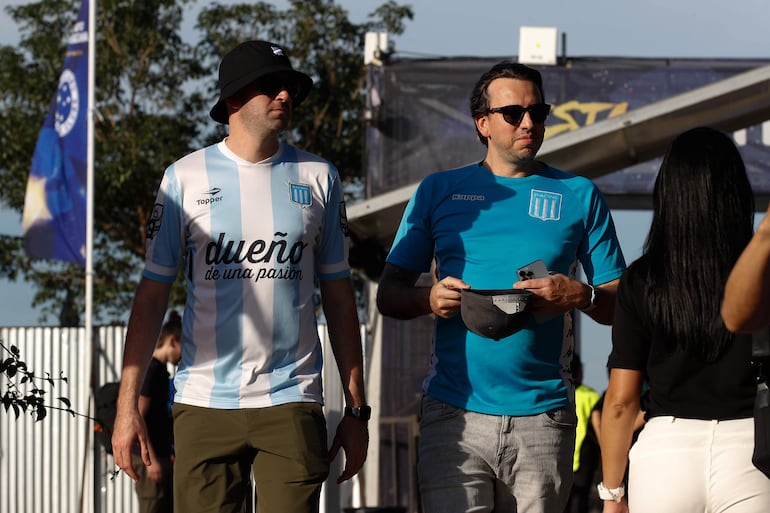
[111,408,150,482]
[515,274,619,325]
[146,459,163,483]
[514,273,584,315]
[328,416,369,484]
[602,498,629,513]
[429,277,470,318]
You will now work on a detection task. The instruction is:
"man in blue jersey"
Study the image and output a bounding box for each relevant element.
[112,40,369,513]
[376,61,625,513]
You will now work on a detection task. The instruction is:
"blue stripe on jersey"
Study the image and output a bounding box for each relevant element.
[160,163,193,401]
[207,146,245,405]
[145,165,184,275]
[268,147,301,402]
[180,205,198,401]
[316,170,347,280]
[142,269,177,283]
[320,269,349,281]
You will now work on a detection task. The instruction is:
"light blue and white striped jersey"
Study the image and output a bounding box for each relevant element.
[144,141,350,409]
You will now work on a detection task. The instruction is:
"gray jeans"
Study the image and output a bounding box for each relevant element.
[418,396,576,513]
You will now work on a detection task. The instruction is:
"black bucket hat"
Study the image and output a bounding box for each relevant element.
[460,288,533,340]
[209,40,313,124]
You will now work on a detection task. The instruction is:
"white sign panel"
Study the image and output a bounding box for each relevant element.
[518,26,558,65]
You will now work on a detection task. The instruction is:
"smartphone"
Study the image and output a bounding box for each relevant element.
[516,259,556,323]
[516,259,549,281]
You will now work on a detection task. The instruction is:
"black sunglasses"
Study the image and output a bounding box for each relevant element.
[487,103,551,125]
[253,75,301,100]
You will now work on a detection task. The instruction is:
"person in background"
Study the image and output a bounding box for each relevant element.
[565,353,601,513]
[721,201,770,332]
[131,310,182,513]
[377,60,626,513]
[599,127,770,513]
[111,40,368,513]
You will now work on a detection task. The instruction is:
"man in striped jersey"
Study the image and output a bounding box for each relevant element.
[112,40,369,513]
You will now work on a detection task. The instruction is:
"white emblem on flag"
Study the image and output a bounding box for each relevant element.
[529,189,562,221]
[55,69,79,137]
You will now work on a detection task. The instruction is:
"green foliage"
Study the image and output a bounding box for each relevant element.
[0,0,413,325]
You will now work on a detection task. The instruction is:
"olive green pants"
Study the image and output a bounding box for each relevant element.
[172,402,329,513]
[132,453,173,513]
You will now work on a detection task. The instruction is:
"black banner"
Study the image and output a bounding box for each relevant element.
[366,57,770,197]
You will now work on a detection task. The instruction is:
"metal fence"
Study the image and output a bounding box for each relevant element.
[0,325,133,513]
[0,324,361,513]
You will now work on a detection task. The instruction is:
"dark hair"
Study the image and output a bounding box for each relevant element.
[469,60,545,146]
[629,127,754,361]
[157,310,182,347]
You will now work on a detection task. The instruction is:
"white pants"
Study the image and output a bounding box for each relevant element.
[629,416,770,513]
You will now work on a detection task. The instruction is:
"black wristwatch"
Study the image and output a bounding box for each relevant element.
[580,284,598,313]
[344,405,372,421]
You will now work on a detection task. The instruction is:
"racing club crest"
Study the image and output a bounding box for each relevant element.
[528,189,562,221]
[289,183,312,207]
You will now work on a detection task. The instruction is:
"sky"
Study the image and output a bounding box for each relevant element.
[1,0,769,389]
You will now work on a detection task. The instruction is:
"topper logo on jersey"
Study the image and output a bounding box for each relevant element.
[205,232,307,265]
[197,187,222,206]
[528,189,562,221]
[289,183,312,207]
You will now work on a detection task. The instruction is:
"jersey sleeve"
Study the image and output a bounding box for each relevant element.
[316,168,350,281]
[386,178,437,274]
[578,182,626,285]
[143,166,185,283]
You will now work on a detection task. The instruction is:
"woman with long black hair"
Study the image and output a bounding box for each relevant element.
[598,127,770,512]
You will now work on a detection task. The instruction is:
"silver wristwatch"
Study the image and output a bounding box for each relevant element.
[597,482,625,502]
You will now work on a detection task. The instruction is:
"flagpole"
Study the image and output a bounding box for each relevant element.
[85,0,95,373]
[86,0,97,510]
[85,0,95,343]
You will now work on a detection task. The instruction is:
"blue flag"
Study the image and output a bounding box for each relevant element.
[22,0,90,267]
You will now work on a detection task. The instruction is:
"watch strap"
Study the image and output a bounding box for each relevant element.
[344,405,371,421]
[597,482,624,502]
[580,284,598,312]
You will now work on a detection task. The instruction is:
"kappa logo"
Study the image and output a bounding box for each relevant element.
[452,194,485,201]
[528,189,562,221]
[289,183,312,207]
[197,187,223,206]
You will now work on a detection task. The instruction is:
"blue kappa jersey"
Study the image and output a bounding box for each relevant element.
[387,162,625,416]
[144,141,350,409]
